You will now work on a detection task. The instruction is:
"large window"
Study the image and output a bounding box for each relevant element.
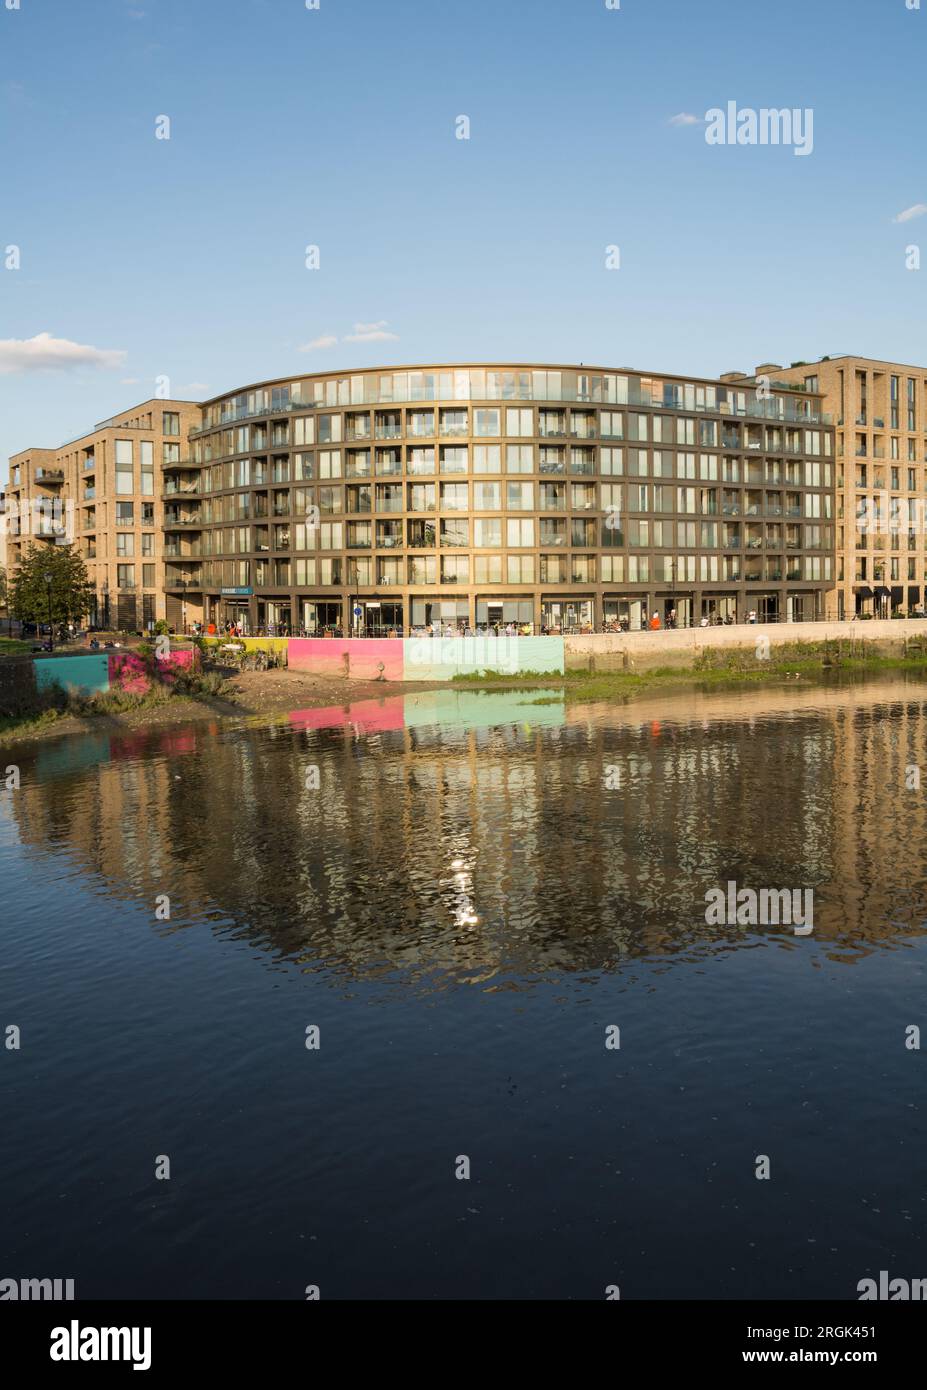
[507,518,535,547]
[506,444,533,474]
[474,518,502,547]
[440,483,468,511]
[507,481,534,510]
[473,445,501,473]
[474,408,500,437]
[116,439,134,494]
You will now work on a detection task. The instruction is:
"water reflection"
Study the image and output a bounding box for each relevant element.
[6,680,927,992]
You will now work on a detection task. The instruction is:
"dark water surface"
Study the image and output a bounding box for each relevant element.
[2,680,926,1300]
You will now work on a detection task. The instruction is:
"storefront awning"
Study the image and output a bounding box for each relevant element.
[874,585,891,598]
[855,586,873,598]
[891,586,904,603]
[909,586,921,602]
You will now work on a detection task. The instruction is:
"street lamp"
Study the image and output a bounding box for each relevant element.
[43,571,54,652]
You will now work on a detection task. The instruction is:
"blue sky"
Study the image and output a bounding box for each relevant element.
[1,0,924,474]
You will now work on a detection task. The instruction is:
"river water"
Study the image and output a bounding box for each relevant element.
[2,678,926,1299]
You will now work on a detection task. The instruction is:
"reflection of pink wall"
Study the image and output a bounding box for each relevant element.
[290,696,405,733]
[108,648,198,694]
[287,638,404,682]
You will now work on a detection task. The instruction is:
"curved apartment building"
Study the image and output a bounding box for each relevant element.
[167,364,835,634]
[2,363,837,634]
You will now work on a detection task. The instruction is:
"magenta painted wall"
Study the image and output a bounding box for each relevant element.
[108,648,198,694]
[287,638,404,682]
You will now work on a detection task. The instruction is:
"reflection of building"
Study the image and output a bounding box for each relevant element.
[744,356,927,620]
[4,365,836,633]
[2,399,201,629]
[8,681,927,986]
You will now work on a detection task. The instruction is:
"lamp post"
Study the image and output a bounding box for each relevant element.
[43,571,54,652]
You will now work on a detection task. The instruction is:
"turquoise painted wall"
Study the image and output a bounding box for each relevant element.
[402,635,564,682]
[34,653,111,696]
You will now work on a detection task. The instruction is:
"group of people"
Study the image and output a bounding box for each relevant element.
[638,609,756,631]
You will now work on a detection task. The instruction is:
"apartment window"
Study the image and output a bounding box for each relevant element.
[116,502,134,524]
[507,518,535,547]
[440,445,468,475]
[439,408,468,436]
[600,447,623,475]
[116,533,135,556]
[117,564,135,589]
[116,439,134,494]
[506,481,534,510]
[506,408,533,436]
[318,450,342,479]
[474,481,501,509]
[540,554,568,582]
[319,522,343,549]
[627,483,648,511]
[293,417,315,446]
[141,532,153,556]
[571,518,596,547]
[440,483,468,511]
[600,411,624,440]
[507,555,534,583]
[143,564,155,588]
[474,518,502,547]
[440,518,469,547]
[506,444,534,474]
[409,483,436,512]
[407,410,434,438]
[474,408,500,437]
[804,375,819,393]
[908,378,917,432]
[627,414,649,442]
[474,555,502,583]
[473,445,501,473]
[441,555,469,583]
[162,412,180,436]
[317,414,342,444]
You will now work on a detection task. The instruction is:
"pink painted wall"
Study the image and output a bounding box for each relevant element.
[287,638,404,682]
[108,648,198,694]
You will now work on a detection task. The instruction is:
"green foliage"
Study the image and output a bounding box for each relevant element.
[9,544,94,626]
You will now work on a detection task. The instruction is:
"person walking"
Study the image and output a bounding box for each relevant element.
[649,611,662,631]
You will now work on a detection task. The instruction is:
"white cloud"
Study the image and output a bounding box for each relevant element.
[0,332,127,375]
[668,112,701,127]
[298,335,338,352]
[344,321,399,343]
[893,203,927,224]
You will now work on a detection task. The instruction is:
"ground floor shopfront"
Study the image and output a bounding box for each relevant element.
[168,586,830,635]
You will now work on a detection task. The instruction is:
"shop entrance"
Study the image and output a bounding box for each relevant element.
[541,598,593,633]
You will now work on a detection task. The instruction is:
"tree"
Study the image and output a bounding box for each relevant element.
[0,561,9,636]
[9,543,94,628]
